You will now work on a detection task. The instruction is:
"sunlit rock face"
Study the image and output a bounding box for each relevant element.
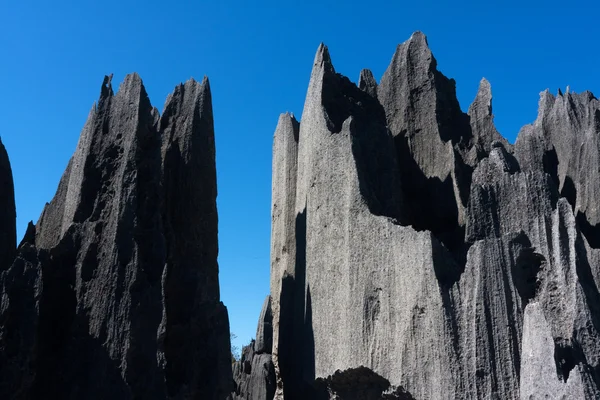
[265,32,600,400]
[0,74,232,400]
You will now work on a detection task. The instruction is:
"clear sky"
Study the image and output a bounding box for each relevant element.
[2,0,598,351]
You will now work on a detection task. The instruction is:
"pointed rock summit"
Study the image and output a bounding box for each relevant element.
[3,31,600,400]
[358,69,378,98]
[0,74,232,399]
[250,33,600,400]
[468,78,509,156]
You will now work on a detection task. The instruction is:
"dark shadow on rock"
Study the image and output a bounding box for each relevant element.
[433,71,474,148]
[511,233,545,305]
[573,232,600,386]
[279,208,312,400]
[28,232,130,399]
[30,234,79,397]
[577,211,600,249]
[543,146,560,190]
[431,237,463,364]
[321,72,386,136]
[303,285,315,386]
[394,134,470,275]
[278,272,296,399]
[350,118,404,222]
[311,366,415,400]
[561,175,577,214]
[321,66,405,223]
[553,338,581,383]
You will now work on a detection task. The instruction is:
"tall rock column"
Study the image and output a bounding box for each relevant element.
[159,77,232,399]
[269,113,300,398]
[0,73,232,400]
[270,43,462,400]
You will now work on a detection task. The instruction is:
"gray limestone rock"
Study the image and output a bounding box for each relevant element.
[230,344,276,400]
[0,73,232,399]
[358,69,378,99]
[515,89,600,250]
[158,76,232,399]
[273,42,463,399]
[254,295,273,354]
[377,32,474,254]
[230,296,276,400]
[269,112,300,399]
[268,33,600,400]
[468,79,510,157]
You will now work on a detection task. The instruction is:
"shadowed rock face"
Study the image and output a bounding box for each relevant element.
[264,32,600,400]
[0,138,16,271]
[0,74,232,399]
[230,296,276,400]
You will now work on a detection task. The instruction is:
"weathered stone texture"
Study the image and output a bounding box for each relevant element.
[268,32,600,400]
[0,73,232,399]
[230,296,276,400]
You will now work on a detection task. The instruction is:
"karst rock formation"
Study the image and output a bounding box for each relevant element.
[0,74,232,399]
[2,31,600,400]
[261,32,600,399]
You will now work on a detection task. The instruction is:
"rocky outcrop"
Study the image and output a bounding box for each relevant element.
[231,296,276,400]
[0,74,232,399]
[269,32,600,399]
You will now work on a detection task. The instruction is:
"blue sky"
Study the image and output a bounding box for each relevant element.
[2,0,598,351]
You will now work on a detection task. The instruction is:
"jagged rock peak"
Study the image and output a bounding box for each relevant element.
[2,73,232,400]
[268,31,600,399]
[314,43,334,74]
[18,221,36,248]
[534,89,557,125]
[162,76,210,117]
[274,112,300,141]
[254,295,273,354]
[469,78,493,117]
[0,137,16,271]
[468,77,509,156]
[377,30,468,146]
[358,69,378,98]
[387,30,435,72]
[160,75,214,164]
[99,73,114,103]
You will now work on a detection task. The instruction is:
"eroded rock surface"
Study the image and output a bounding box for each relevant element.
[266,32,600,400]
[230,296,276,400]
[0,74,232,399]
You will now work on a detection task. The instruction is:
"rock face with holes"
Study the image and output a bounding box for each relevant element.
[266,32,600,399]
[0,74,232,399]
